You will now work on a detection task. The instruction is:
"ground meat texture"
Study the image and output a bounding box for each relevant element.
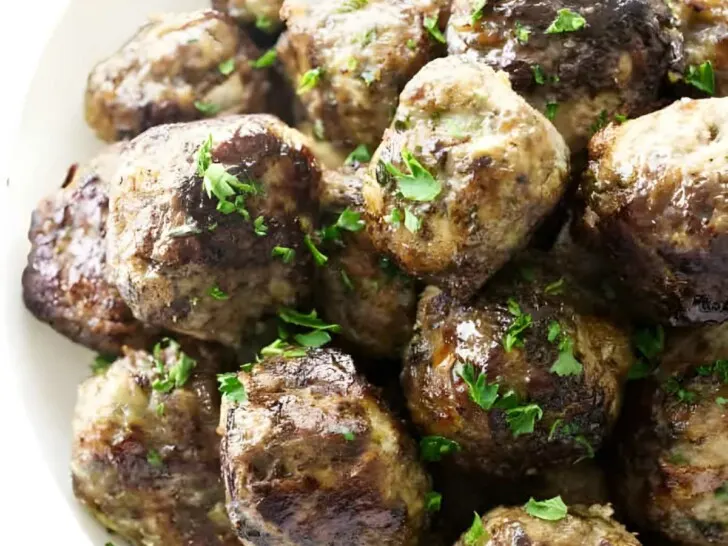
[402,259,632,477]
[453,504,641,546]
[363,56,569,300]
[669,0,728,97]
[615,363,728,546]
[220,348,431,545]
[71,339,237,546]
[85,10,269,142]
[106,115,320,347]
[212,0,284,30]
[580,97,728,326]
[21,144,158,355]
[276,0,449,150]
[447,0,678,153]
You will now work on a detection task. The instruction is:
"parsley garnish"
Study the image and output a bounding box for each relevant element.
[424,16,446,43]
[340,269,354,291]
[629,325,664,380]
[91,354,115,375]
[547,322,583,377]
[217,372,247,403]
[151,338,197,393]
[298,68,323,94]
[208,284,229,300]
[342,429,356,441]
[425,491,442,512]
[336,208,365,232]
[253,216,268,236]
[544,278,565,295]
[457,362,499,410]
[545,9,586,34]
[420,436,461,462]
[279,308,342,332]
[716,484,728,501]
[383,149,442,202]
[664,377,697,404]
[168,224,202,238]
[304,234,328,266]
[717,397,727,406]
[406,38,417,50]
[146,449,163,467]
[255,14,274,32]
[404,208,421,233]
[272,246,295,264]
[614,113,628,124]
[503,298,532,352]
[194,101,221,116]
[524,496,568,521]
[545,101,559,121]
[515,21,530,43]
[463,512,489,545]
[471,0,487,25]
[387,208,403,226]
[532,65,546,85]
[218,58,235,75]
[294,330,332,348]
[685,61,715,95]
[506,404,543,436]
[345,144,372,165]
[339,0,368,12]
[250,49,277,69]
[590,110,609,135]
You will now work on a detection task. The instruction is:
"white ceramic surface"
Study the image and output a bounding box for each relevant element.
[3,0,208,542]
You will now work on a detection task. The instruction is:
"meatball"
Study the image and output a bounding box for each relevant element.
[315,169,418,360]
[106,115,320,347]
[402,259,633,477]
[276,0,449,149]
[22,144,158,355]
[363,56,569,300]
[447,0,678,153]
[220,348,431,544]
[669,0,728,97]
[580,97,728,325]
[212,0,284,31]
[528,461,611,507]
[71,338,237,546]
[85,10,269,142]
[454,504,640,546]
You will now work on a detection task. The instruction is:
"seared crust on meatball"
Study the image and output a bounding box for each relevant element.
[106,115,320,347]
[402,258,632,476]
[212,0,284,29]
[669,0,728,97]
[22,144,158,355]
[85,10,269,142]
[363,56,569,300]
[454,504,641,546]
[277,0,449,149]
[580,97,728,325]
[220,349,431,545]
[447,0,678,152]
[71,339,237,546]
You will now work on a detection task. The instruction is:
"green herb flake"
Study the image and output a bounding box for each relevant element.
[272,246,295,264]
[685,61,716,96]
[384,149,442,202]
[194,101,221,116]
[547,320,561,343]
[717,397,728,406]
[217,372,247,403]
[255,14,274,32]
[634,326,665,362]
[218,58,236,75]
[406,38,417,50]
[338,0,368,12]
[424,15,446,44]
[425,491,442,513]
[345,144,372,165]
[545,101,559,121]
[532,65,546,85]
[545,9,586,34]
[208,284,229,300]
[156,403,165,417]
[298,68,323,95]
[524,496,568,521]
[336,208,365,232]
[471,0,487,25]
[340,269,354,292]
[404,208,421,233]
[294,330,332,348]
[457,362,499,411]
[253,216,268,236]
[278,308,342,332]
[91,354,115,375]
[419,435,461,462]
[503,298,533,352]
[506,404,543,437]
[715,484,728,501]
[197,134,213,176]
[515,21,531,43]
[146,449,163,467]
[387,208,403,226]
[250,48,277,69]
[614,113,628,124]
[342,430,356,441]
[304,234,329,266]
[590,109,609,135]
[151,339,197,393]
[544,278,565,295]
[463,512,489,545]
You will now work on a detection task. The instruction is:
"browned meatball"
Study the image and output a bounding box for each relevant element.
[447,0,678,153]
[85,10,269,142]
[580,97,728,326]
[22,144,158,355]
[402,259,633,477]
[453,504,641,546]
[615,330,728,546]
[363,55,569,300]
[106,115,320,347]
[212,0,284,31]
[669,0,728,97]
[71,338,237,546]
[276,0,449,150]
[220,348,431,545]
[315,169,418,360]
[528,461,611,507]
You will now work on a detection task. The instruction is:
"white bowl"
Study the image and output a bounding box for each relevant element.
[2,0,209,542]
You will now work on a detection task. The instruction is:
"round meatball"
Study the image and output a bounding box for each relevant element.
[402,259,633,476]
[71,338,237,546]
[22,144,158,355]
[85,10,269,142]
[276,0,449,149]
[220,348,431,545]
[363,56,569,300]
[447,0,678,153]
[315,169,418,360]
[669,0,728,97]
[580,97,728,325]
[454,504,640,546]
[212,0,284,31]
[615,361,728,546]
[106,115,320,347]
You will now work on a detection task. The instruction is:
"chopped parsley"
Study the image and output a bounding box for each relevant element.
[253,216,268,236]
[545,9,586,34]
[404,208,421,233]
[685,61,715,96]
[547,322,583,378]
[340,269,354,291]
[294,329,332,348]
[532,65,546,85]
[471,0,487,25]
[664,377,697,404]
[342,429,356,441]
[255,14,274,32]
[279,308,342,332]
[218,58,235,75]
[503,298,532,352]
[338,0,368,12]
[151,338,197,394]
[614,113,628,124]
[419,435,461,462]
[457,362,499,411]
[544,277,565,295]
[515,21,531,43]
[406,38,417,50]
[717,397,728,406]
[716,484,728,501]
[506,403,543,437]
[156,403,165,417]
[336,208,365,232]
[250,48,277,69]
[272,246,295,264]
[194,101,221,116]
[424,15,446,44]
[146,449,163,467]
[425,491,442,512]
[387,208,403,226]
[629,325,664,380]
[208,284,229,300]
[167,224,202,238]
[345,144,372,165]
[590,109,609,135]
[217,372,247,403]
[524,496,568,521]
[91,354,115,375]
[545,101,559,121]
[383,149,442,202]
[298,67,323,94]
[304,234,328,266]
[463,512,488,545]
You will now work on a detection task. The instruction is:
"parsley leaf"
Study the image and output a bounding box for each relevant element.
[515,21,531,43]
[634,325,665,361]
[197,134,213,176]
[685,61,716,95]
[336,208,365,232]
[278,308,342,332]
[272,246,295,264]
[194,101,221,116]
[457,362,499,410]
[384,149,442,201]
[524,496,568,521]
[716,484,728,501]
[208,285,229,300]
[547,320,561,343]
[91,354,115,375]
[345,144,372,165]
[590,109,609,135]
[544,278,565,295]
[545,101,559,121]
[218,58,236,75]
[463,512,489,545]
[424,15,446,43]
[532,65,546,85]
[388,208,403,226]
[338,0,368,12]
[250,48,277,69]
[549,332,583,377]
[255,14,274,32]
[218,372,247,403]
[253,216,268,236]
[420,435,461,462]
[151,339,197,393]
[146,449,163,467]
[471,0,487,25]
[304,234,328,266]
[340,269,354,291]
[294,330,332,348]
[718,397,728,406]
[298,67,323,94]
[503,298,533,352]
[545,9,586,34]
[425,491,442,512]
[404,208,421,233]
[342,429,356,441]
[505,404,543,437]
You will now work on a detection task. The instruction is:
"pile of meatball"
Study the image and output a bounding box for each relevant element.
[21,1,728,545]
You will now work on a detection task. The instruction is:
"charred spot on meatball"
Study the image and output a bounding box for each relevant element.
[22,144,159,355]
[402,257,632,477]
[276,0,450,150]
[580,97,728,326]
[447,0,679,152]
[106,114,321,347]
[71,338,237,546]
[220,348,431,545]
[363,56,569,300]
[85,10,269,142]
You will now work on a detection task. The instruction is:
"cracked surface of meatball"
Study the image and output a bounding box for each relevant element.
[402,258,632,477]
[212,0,284,30]
[220,348,431,545]
[580,97,728,326]
[71,338,237,546]
[277,0,449,150]
[447,0,678,153]
[22,144,158,355]
[453,504,641,546]
[363,56,569,300]
[107,115,320,347]
[85,10,269,142]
